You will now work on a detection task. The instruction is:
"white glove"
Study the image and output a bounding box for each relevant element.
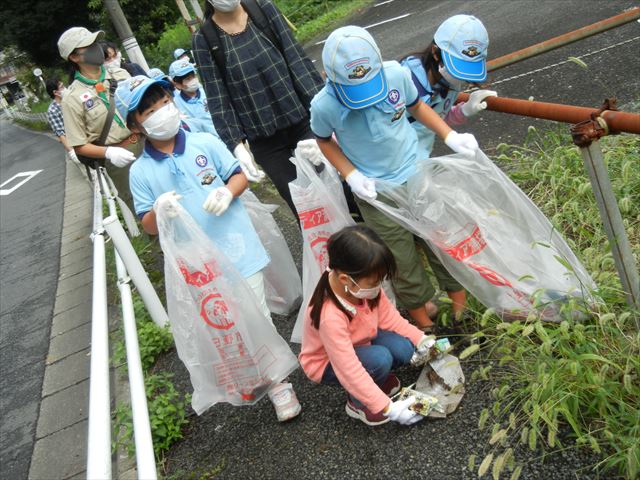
[203,187,233,216]
[295,139,324,166]
[105,146,136,168]
[444,131,479,156]
[460,90,497,117]
[410,335,436,366]
[153,191,183,218]
[383,397,424,425]
[66,149,79,163]
[233,143,265,183]
[345,169,377,200]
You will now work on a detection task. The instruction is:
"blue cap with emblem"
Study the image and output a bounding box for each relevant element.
[169,59,196,79]
[434,15,489,83]
[114,75,171,122]
[322,25,387,110]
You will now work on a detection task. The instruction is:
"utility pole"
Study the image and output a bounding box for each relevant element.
[175,0,202,33]
[103,0,151,72]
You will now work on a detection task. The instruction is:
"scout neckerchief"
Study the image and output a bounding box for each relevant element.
[75,66,125,128]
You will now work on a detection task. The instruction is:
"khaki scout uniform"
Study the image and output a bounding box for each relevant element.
[62,67,141,204]
[62,67,141,155]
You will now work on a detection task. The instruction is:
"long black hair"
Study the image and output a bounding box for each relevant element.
[308,225,397,329]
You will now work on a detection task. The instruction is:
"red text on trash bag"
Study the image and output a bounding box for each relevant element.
[179,259,219,287]
[441,224,487,261]
[300,207,330,229]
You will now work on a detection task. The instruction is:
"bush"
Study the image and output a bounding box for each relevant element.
[143,23,193,73]
[466,130,640,479]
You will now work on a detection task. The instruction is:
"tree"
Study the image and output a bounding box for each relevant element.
[88,0,182,52]
[0,0,183,68]
[0,0,99,67]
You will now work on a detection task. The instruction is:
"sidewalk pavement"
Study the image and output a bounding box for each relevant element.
[28,159,134,479]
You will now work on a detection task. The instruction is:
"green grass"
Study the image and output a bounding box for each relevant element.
[275,0,372,44]
[462,129,639,479]
[27,99,51,114]
[13,118,50,132]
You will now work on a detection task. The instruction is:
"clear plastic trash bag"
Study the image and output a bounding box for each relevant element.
[369,150,596,321]
[415,354,465,418]
[288,153,355,343]
[241,190,302,315]
[156,203,299,414]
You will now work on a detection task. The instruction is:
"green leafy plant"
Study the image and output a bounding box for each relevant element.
[112,295,174,373]
[465,130,639,478]
[114,372,191,458]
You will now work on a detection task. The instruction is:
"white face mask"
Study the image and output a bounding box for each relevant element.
[182,78,200,93]
[208,0,241,12]
[104,52,122,69]
[347,276,381,300]
[438,65,468,92]
[57,87,69,99]
[142,103,182,141]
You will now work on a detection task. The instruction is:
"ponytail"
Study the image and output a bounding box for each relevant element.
[308,225,397,330]
[309,270,354,329]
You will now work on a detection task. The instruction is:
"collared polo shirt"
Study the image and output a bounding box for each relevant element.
[61,67,132,147]
[310,61,420,185]
[129,129,269,278]
[173,87,218,137]
[402,56,461,156]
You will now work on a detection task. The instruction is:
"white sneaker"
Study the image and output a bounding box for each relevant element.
[267,382,301,422]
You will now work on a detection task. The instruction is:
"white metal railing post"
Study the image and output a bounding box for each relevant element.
[86,172,112,480]
[98,170,158,479]
[102,217,169,329]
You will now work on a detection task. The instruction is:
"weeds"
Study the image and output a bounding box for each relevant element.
[465,130,639,478]
[114,373,191,458]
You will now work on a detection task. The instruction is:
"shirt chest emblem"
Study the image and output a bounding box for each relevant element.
[387,89,400,104]
[391,107,406,122]
[195,155,208,167]
[79,92,96,110]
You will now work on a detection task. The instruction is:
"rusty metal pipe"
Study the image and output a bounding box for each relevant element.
[456,93,640,134]
[487,7,640,72]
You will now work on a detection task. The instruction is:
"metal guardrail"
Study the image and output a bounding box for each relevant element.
[87,167,161,479]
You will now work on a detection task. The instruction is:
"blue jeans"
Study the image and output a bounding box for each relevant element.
[320,330,414,407]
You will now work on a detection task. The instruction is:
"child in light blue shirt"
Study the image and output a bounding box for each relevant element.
[401,15,497,157]
[169,59,219,137]
[311,26,480,331]
[116,75,302,422]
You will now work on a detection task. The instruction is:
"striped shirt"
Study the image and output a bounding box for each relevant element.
[192,0,322,150]
[47,100,65,138]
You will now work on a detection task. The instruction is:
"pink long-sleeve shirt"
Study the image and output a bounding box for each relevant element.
[299,290,424,414]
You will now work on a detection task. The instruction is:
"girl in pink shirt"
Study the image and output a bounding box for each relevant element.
[300,226,433,426]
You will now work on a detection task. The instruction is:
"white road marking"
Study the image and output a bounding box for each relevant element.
[0,170,43,196]
[374,0,395,6]
[314,12,413,45]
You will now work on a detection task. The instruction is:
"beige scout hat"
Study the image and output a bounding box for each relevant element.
[58,27,105,60]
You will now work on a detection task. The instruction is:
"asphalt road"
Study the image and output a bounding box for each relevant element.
[306,0,640,153]
[0,118,66,479]
[164,1,638,479]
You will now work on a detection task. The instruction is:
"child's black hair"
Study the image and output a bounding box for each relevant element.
[308,225,397,329]
[401,40,441,82]
[125,83,173,129]
[173,72,195,84]
[45,77,61,99]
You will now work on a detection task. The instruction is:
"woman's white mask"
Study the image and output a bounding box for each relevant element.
[208,0,241,12]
